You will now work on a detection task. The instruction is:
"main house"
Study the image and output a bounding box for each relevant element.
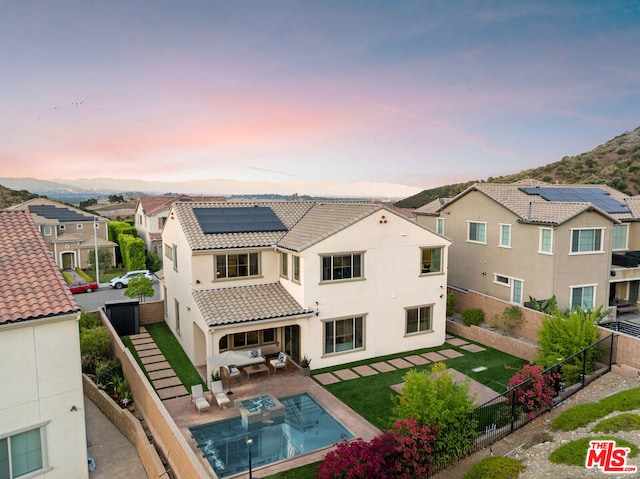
[160,201,450,379]
[0,210,88,479]
[6,198,116,271]
[415,179,640,313]
[134,195,226,256]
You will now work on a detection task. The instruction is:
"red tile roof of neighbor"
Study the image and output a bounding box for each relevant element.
[0,210,79,325]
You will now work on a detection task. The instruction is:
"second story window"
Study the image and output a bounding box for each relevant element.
[612,224,628,251]
[293,255,300,282]
[77,223,83,230]
[499,224,511,247]
[43,226,52,236]
[436,218,445,235]
[570,228,603,254]
[467,221,487,244]
[280,252,288,278]
[420,247,442,274]
[216,252,260,279]
[321,253,363,282]
[539,228,553,254]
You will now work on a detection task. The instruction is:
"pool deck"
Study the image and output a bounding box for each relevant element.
[163,364,382,478]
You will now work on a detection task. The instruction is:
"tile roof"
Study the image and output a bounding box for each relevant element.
[173,201,315,250]
[139,195,226,216]
[6,197,103,222]
[0,210,79,325]
[193,283,313,327]
[278,203,382,251]
[443,180,632,225]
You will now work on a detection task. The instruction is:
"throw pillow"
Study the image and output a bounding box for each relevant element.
[278,352,286,362]
[250,349,259,358]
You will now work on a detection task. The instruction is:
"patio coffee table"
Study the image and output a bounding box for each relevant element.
[244,363,269,378]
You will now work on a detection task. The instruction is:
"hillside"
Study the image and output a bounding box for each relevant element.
[395,125,640,209]
[0,184,40,209]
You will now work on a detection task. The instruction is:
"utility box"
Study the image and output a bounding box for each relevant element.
[105,299,140,336]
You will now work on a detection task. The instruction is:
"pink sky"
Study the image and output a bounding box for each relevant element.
[1,1,639,197]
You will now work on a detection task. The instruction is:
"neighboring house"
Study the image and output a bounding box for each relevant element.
[134,195,226,256]
[6,198,116,270]
[415,179,640,312]
[0,210,88,479]
[160,201,450,377]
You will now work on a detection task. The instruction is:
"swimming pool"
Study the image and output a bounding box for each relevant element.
[190,392,353,477]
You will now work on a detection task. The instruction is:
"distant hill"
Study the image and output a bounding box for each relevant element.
[395,125,640,209]
[0,184,40,209]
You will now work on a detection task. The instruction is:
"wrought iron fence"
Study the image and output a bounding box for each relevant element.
[470,333,615,452]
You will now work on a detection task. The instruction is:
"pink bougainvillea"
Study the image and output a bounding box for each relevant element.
[317,419,437,479]
[507,364,560,419]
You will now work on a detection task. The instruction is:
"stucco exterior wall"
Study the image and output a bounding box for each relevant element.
[0,315,88,479]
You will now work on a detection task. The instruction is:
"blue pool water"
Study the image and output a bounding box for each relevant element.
[190,393,353,478]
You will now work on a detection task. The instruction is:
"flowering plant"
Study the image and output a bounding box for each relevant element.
[507,364,560,419]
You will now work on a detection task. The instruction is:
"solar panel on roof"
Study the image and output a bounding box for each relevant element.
[193,206,287,234]
[520,187,629,214]
[28,205,90,221]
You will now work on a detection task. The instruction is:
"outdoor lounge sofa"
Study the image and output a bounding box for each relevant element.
[234,348,266,366]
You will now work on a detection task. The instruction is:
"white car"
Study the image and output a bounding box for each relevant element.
[110,270,157,289]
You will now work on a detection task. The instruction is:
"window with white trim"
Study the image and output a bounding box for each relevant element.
[215,252,259,279]
[405,305,433,335]
[612,224,628,251]
[499,224,511,247]
[164,243,173,260]
[173,244,178,272]
[494,274,510,285]
[512,279,523,304]
[77,223,83,230]
[571,285,595,309]
[42,226,52,236]
[324,316,364,354]
[420,247,442,274]
[539,228,553,254]
[321,253,363,282]
[280,252,288,278]
[436,218,445,235]
[292,255,300,282]
[467,221,487,244]
[0,426,46,478]
[174,299,180,336]
[570,228,603,253]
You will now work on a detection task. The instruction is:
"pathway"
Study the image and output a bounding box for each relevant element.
[313,335,498,406]
[130,326,189,400]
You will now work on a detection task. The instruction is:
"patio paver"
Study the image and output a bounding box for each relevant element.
[137,348,162,358]
[141,354,167,365]
[153,376,183,389]
[462,343,487,353]
[422,351,447,362]
[134,342,158,351]
[314,372,341,385]
[334,369,360,381]
[157,385,188,400]
[446,338,469,347]
[131,337,154,345]
[352,365,379,377]
[148,369,177,380]
[145,361,172,372]
[370,361,396,373]
[439,348,464,359]
[404,354,429,365]
[388,358,414,369]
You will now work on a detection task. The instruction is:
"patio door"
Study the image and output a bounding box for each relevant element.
[284,325,300,364]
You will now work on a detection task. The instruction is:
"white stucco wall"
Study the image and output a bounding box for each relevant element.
[0,315,88,479]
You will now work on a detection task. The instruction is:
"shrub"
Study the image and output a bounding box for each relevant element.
[392,363,477,466]
[462,456,525,479]
[317,419,437,479]
[489,306,524,333]
[506,364,560,419]
[592,413,640,433]
[79,309,101,330]
[95,358,123,393]
[549,436,638,466]
[446,292,456,316]
[80,326,110,374]
[462,308,484,326]
[551,403,606,431]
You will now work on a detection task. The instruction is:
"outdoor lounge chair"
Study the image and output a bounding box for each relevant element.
[269,352,288,373]
[191,384,211,414]
[211,381,231,408]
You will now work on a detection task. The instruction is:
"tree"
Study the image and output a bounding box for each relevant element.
[145,251,162,272]
[108,194,124,203]
[391,362,477,467]
[88,247,113,276]
[124,276,154,302]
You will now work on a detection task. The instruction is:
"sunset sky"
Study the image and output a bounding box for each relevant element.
[1,1,639,197]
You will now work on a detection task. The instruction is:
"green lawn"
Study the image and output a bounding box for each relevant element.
[262,462,321,479]
[122,322,205,391]
[318,339,527,430]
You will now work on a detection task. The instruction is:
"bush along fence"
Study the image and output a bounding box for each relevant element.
[472,333,615,451]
